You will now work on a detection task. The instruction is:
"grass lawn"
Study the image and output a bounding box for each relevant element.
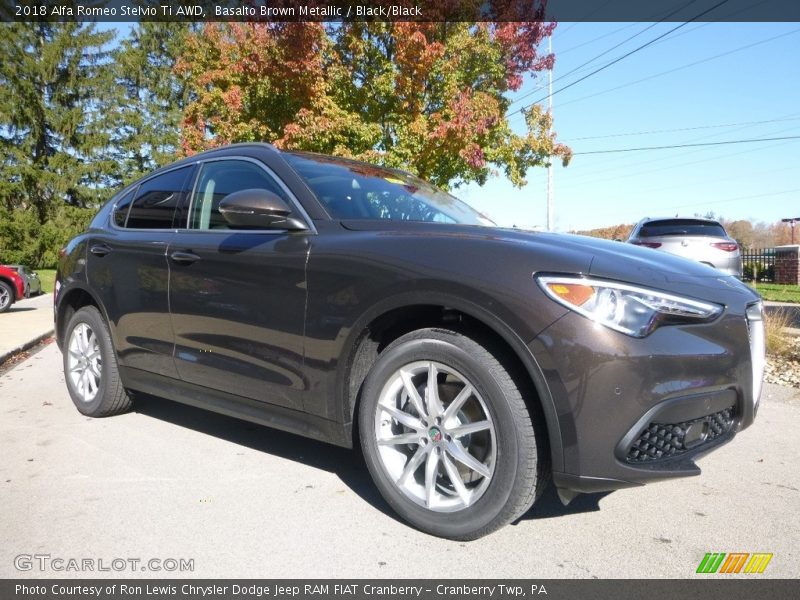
[37,268,56,294]
[751,282,800,304]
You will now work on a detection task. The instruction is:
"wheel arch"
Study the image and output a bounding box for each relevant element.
[0,275,20,301]
[55,284,106,349]
[339,292,565,473]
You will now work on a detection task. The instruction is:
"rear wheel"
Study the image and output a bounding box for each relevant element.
[359,328,543,540]
[63,306,132,416]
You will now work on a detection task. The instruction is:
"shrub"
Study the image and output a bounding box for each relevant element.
[0,205,95,269]
[765,308,795,359]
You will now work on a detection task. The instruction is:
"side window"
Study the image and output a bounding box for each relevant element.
[189,160,290,230]
[112,188,136,228]
[126,167,193,229]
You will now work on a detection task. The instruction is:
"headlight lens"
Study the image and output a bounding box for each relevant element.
[536,275,723,338]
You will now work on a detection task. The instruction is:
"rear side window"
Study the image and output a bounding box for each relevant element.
[188,160,290,230]
[126,167,193,229]
[639,219,727,238]
[112,189,135,228]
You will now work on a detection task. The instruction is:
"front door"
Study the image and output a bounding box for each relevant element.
[168,158,309,410]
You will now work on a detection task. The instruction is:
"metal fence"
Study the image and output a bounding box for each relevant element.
[741,248,775,282]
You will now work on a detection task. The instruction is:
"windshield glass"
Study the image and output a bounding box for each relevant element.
[284,152,494,226]
[639,219,727,238]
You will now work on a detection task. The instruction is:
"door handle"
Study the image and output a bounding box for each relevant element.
[170,251,201,265]
[90,243,112,257]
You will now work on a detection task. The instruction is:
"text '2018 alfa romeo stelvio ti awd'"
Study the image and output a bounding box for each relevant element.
[55,143,765,539]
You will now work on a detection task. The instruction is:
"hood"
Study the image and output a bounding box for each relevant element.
[340,220,759,305]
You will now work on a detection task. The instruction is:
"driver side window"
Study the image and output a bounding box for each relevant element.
[189,160,290,230]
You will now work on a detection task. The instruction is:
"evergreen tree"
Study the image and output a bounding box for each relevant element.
[0,21,116,222]
[112,22,191,183]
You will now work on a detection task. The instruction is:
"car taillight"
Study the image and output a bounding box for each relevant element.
[711,242,738,252]
[631,241,662,248]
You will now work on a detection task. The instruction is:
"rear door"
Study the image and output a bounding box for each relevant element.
[168,157,310,410]
[87,165,195,378]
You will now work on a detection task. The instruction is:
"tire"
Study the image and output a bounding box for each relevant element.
[63,305,132,417]
[359,328,542,540]
[0,281,13,313]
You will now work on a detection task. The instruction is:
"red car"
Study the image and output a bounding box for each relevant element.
[0,265,27,313]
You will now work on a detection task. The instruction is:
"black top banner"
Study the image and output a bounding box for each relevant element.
[1,0,799,23]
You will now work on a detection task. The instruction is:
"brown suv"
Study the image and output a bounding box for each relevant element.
[55,144,765,539]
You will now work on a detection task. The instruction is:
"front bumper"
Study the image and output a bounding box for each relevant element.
[531,299,764,498]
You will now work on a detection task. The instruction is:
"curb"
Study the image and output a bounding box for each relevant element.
[0,329,55,366]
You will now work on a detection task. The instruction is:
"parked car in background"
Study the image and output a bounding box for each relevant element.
[627,217,743,278]
[55,144,764,539]
[0,265,27,313]
[3,265,42,296]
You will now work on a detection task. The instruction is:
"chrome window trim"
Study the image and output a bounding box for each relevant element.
[183,155,317,235]
[109,163,198,233]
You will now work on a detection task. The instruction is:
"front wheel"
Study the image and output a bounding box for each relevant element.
[0,281,13,313]
[63,306,132,417]
[359,329,543,540]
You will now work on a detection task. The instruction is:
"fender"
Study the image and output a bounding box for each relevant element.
[336,288,566,473]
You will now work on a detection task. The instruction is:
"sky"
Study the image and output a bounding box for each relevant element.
[459,21,800,232]
[98,20,799,233]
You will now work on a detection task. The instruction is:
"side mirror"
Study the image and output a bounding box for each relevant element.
[218,188,307,230]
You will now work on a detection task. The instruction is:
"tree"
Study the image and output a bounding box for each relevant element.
[111,22,192,184]
[177,22,570,190]
[0,21,116,222]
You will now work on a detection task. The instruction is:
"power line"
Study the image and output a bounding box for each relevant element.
[588,188,800,223]
[563,116,800,142]
[507,0,776,126]
[551,0,617,39]
[509,0,701,109]
[558,127,800,190]
[550,27,800,111]
[573,135,800,155]
[514,0,732,112]
[509,23,661,108]
[649,188,800,213]
[555,22,640,57]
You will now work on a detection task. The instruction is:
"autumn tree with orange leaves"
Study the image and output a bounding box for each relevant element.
[177,22,570,189]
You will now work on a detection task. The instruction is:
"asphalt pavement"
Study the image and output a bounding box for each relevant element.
[1,343,798,579]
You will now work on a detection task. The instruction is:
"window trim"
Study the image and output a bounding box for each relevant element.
[111,186,138,229]
[109,163,197,232]
[183,156,317,235]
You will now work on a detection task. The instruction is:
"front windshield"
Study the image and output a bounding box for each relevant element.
[284,152,494,226]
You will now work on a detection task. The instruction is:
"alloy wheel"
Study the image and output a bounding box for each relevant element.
[67,323,102,403]
[374,361,496,512]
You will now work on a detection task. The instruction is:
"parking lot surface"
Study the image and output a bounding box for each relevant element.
[1,344,798,579]
[0,294,54,363]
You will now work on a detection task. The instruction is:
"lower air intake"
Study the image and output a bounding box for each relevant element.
[626,406,735,463]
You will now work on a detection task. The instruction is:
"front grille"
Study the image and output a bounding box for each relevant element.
[626,406,735,463]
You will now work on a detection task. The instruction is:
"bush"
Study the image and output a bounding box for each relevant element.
[742,262,775,282]
[765,308,795,359]
[0,205,95,269]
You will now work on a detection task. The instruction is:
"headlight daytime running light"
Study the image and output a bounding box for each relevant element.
[536,275,723,338]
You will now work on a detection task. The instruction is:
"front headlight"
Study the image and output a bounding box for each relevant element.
[536,275,723,338]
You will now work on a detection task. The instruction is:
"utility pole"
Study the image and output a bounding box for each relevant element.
[546,33,554,232]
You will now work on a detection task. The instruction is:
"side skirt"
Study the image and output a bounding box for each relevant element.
[119,366,352,448]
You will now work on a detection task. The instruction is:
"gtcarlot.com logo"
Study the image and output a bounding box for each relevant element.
[14,554,194,573]
[696,552,773,574]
